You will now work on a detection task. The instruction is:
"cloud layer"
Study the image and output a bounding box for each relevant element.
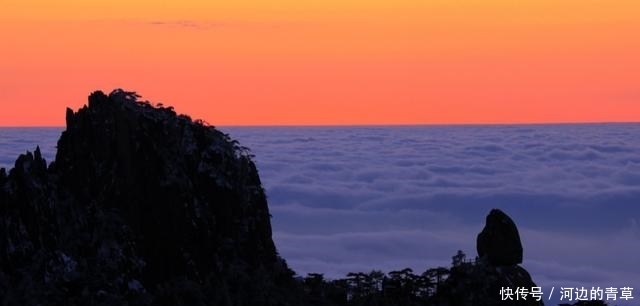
[0,128,61,170]
[2,124,639,303]
[221,124,640,300]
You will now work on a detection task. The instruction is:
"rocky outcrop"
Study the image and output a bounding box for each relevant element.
[0,89,301,306]
[477,209,524,265]
[437,209,543,306]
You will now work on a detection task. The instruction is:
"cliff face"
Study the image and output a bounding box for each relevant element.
[0,90,297,306]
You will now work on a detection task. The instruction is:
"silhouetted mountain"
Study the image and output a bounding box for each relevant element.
[0,90,549,306]
[0,90,302,306]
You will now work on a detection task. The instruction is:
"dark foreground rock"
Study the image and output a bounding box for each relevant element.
[477,208,524,266]
[0,90,302,306]
[437,209,543,306]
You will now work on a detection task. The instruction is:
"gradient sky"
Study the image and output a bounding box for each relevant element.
[1,0,639,126]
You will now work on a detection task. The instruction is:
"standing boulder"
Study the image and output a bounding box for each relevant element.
[437,209,543,306]
[477,208,524,265]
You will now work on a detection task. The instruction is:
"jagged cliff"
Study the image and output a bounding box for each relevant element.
[0,90,299,306]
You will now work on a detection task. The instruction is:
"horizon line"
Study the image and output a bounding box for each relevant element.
[1,121,639,129]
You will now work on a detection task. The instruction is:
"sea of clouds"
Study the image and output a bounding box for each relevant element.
[2,124,639,304]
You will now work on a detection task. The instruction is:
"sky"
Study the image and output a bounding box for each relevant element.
[1,0,639,126]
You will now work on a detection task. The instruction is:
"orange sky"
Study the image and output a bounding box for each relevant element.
[1,0,639,126]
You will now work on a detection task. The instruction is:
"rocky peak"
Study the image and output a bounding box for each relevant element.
[0,89,299,306]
